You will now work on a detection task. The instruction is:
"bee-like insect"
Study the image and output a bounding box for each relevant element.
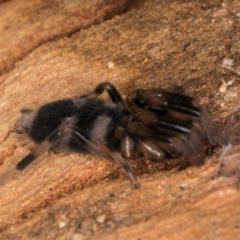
[15,82,229,189]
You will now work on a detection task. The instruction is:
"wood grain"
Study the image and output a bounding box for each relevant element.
[0,0,240,239]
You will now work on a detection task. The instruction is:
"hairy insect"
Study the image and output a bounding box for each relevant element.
[15,82,229,189]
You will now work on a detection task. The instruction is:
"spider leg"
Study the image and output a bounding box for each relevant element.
[166,79,196,93]
[125,117,205,165]
[130,136,166,162]
[130,88,200,119]
[172,127,204,166]
[16,128,61,170]
[111,152,140,189]
[198,106,229,147]
[153,115,205,165]
[71,128,140,189]
[81,82,128,109]
[130,88,229,147]
[140,115,192,135]
[71,128,113,160]
[113,126,134,159]
[123,120,170,162]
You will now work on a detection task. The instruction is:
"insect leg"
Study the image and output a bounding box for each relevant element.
[16,129,61,170]
[125,117,205,165]
[166,79,196,93]
[72,128,140,189]
[123,120,167,162]
[81,82,128,109]
[196,105,229,147]
[111,152,140,189]
[130,88,201,119]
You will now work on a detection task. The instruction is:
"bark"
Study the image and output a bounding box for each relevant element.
[0,0,240,239]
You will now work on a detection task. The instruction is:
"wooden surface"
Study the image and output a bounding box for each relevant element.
[0,0,240,239]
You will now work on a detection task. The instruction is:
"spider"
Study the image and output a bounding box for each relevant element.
[15,82,229,189]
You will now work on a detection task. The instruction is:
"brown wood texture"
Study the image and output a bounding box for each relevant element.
[0,0,129,74]
[0,0,240,239]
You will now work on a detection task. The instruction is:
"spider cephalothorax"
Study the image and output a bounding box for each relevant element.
[16,82,229,189]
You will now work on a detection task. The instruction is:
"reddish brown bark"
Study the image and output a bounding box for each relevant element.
[0,0,240,239]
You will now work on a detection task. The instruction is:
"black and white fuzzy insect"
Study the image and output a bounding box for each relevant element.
[15,82,229,189]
